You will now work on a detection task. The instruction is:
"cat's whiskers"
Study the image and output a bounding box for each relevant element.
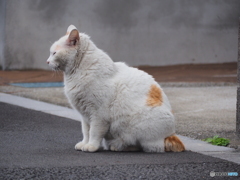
[50,71,55,78]
[56,68,62,76]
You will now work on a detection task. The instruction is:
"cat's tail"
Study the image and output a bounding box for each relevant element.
[164,134,185,152]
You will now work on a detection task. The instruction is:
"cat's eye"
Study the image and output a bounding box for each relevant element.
[53,52,56,55]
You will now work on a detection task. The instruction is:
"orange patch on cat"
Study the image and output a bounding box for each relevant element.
[146,84,163,106]
[164,134,185,152]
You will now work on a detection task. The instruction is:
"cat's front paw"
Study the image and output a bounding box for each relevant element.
[82,143,99,152]
[75,141,87,151]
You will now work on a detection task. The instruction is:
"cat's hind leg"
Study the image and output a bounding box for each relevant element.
[108,138,125,151]
[140,139,165,153]
[108,137,142,152]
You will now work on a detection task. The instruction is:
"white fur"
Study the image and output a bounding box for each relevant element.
[47,25,175,152]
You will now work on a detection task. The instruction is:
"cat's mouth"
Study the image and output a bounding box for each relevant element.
[48,62,61,71]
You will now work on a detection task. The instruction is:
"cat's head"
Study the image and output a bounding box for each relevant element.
[47,25,80,71]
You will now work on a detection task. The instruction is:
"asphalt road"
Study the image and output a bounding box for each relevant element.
[0,102,239,180]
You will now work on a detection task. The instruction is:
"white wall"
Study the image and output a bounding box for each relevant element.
[2,0,240,70]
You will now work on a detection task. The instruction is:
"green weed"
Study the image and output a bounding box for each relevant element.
[202,135,230,146]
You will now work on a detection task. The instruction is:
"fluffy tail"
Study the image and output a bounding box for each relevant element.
[164,134,185,152]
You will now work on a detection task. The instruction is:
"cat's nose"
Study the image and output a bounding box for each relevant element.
[46,61,49,64]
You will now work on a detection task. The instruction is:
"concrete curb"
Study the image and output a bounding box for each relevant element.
[160,82,238,87]
[0,93,82,122]
[0,92,239,164]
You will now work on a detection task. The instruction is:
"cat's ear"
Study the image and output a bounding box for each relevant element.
[66,25,77,35]
[67,29,80,46]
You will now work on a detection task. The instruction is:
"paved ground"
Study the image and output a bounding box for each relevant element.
[1,101,239,179]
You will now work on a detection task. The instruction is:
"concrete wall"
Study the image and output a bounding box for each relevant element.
[1,0,240,70]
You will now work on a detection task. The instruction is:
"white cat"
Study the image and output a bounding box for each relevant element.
[47,25,185,153]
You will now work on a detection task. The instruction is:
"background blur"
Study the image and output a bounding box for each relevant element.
[0,0,240,70]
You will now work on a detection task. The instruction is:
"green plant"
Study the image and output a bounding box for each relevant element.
[202,135,230,146]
